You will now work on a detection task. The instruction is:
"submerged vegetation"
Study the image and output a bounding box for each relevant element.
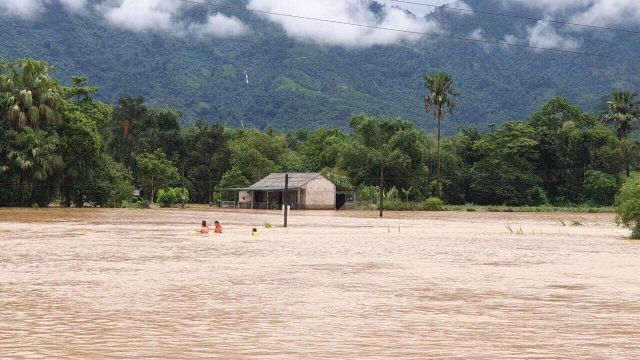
[0,59,639,213]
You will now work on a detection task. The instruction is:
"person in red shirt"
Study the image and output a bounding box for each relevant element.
[214,221,223,234]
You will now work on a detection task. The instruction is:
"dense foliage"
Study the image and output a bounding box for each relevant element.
[0,0,638,131]
[0,59,639,209]
[615,174,640,239]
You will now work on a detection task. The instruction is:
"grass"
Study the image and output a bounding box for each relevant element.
[444,205,614,213]
[356,201,613,213]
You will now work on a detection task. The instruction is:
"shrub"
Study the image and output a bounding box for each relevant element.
[526,186,548,206]
[122,199,150,209]
[422,197,444,211]
[383,198,403,211]
[615,173,640,239]
[584,171,619,206]
[156,187,189,208]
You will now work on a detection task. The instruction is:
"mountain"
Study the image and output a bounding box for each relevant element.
[0,0,638,132]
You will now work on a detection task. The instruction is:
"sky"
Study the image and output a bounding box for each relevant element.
[0,0,639,50]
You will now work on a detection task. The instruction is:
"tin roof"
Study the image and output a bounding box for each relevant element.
[230,173,352,192]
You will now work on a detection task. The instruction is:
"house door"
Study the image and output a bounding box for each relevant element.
[336,193,347,210]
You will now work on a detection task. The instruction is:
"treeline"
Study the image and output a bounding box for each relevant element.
[1,59,639,208]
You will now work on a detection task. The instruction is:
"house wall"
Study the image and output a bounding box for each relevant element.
[238,191,253,207]
[302,177,336,210]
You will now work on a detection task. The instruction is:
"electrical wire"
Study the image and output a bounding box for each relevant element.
[177,0,635,62]
[390,0,640,36]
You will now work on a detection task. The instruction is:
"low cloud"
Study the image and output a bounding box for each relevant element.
[247,0,441,48]
[527,20,581,51]
[101,0,181,32]
[0,0,86,19]
[0,0,248,38]
[190,13,249,37]
[469,28,486,41]
[504,0,640,29]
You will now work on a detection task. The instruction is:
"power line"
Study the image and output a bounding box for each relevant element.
[177,0,634,62]
[390,0,640,36]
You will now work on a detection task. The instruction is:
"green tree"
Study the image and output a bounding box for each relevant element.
[615,173,640,239]
[216,167,251,202]
[135,149,180,203]
[111,96,147,170]
[603,91,640,139]
[95,155,135,208]
[339,115,429,197]
[423,72,459,183]
[67,76,98,103]
[0,59,64,129]
[602,91,640,176]
[583,171,619,206]
[227,129,286,182]
[7,127,63,205]
[183,121,230,203]
[470,122,542,206]
[57,109,104,207]
[529,97,598,204]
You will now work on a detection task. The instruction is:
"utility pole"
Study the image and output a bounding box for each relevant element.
[181,163,186,209]
[284,173,289,227]
[379,164,384,218]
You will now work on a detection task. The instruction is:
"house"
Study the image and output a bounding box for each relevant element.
[228,173,355,210]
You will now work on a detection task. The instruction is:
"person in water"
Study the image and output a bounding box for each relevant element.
[200,220,210,234]
[251,228,259,237]
[214,221,223,234]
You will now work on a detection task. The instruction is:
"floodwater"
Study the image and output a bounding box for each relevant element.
[1,208,639,359]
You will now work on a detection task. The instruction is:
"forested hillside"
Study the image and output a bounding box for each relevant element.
[0,0,638,131]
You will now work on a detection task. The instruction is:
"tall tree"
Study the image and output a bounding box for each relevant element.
[135,149,180,203]
[0,60,64,129]
[423,72,459,183]
[111,96,147,170]
[602,91,640,176]
[68,76,98,103]
[7,127,63,205]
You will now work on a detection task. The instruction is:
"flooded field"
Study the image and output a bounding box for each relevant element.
[1,208,639,359]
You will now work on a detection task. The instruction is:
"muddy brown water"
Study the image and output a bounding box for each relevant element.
[1,208,639,359]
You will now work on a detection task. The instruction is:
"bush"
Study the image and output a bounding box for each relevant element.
[157,187,189,208]
[383,198,403,210]
[122,199,150,209]
[615,173,640,239]
[526,186,548,206]
[584,171,619,206]
[422,197,444,211]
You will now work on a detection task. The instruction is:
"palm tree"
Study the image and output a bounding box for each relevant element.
[0,60,64,129]
[603,91,640,176]
[603,91,640,139]
[7,127,63,204]
[112,96,147,170]
[424,72,459,183]
[114,96,146,137]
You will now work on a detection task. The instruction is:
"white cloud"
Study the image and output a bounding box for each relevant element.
[99,0,248,37]
[504,0,640,28]
[0,0,86,19]
[503,34,519,45]
[469,28,486,41]
[190,13,249,37]
[527,20,581,51]
[0,0,248,38]
[247,0,441,47]
[102,0,181,32]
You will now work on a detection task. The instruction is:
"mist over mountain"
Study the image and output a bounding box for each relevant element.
[1,0,638,132]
